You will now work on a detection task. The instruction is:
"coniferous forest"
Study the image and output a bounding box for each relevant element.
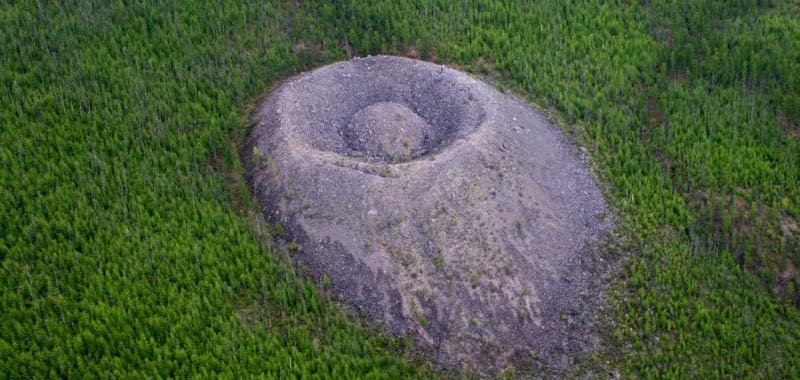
[1,0,799,378]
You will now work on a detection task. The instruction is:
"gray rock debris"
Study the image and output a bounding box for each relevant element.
[245,56,611,375]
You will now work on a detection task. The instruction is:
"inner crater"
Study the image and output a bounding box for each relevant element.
[344,102,428,161]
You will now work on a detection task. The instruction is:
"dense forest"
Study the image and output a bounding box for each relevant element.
[1,0,798,378]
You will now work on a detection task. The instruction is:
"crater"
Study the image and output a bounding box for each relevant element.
[262,55,486,166]
[246,56,612,376]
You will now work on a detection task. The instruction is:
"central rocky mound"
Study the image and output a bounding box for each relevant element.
[345,101,428,160]
[246,56,610,374]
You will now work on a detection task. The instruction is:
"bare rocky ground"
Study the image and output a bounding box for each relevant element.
[245,56,612,376]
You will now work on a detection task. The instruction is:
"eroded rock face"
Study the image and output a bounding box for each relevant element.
[246,56,611,374]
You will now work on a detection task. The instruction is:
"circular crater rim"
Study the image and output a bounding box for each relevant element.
[277,56,489,165]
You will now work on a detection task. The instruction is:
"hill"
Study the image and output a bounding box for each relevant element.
[2,0,798,378]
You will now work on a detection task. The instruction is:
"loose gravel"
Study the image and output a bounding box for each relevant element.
[246,56,612,375]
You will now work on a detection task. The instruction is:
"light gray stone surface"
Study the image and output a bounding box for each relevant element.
[246,56,611,374]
